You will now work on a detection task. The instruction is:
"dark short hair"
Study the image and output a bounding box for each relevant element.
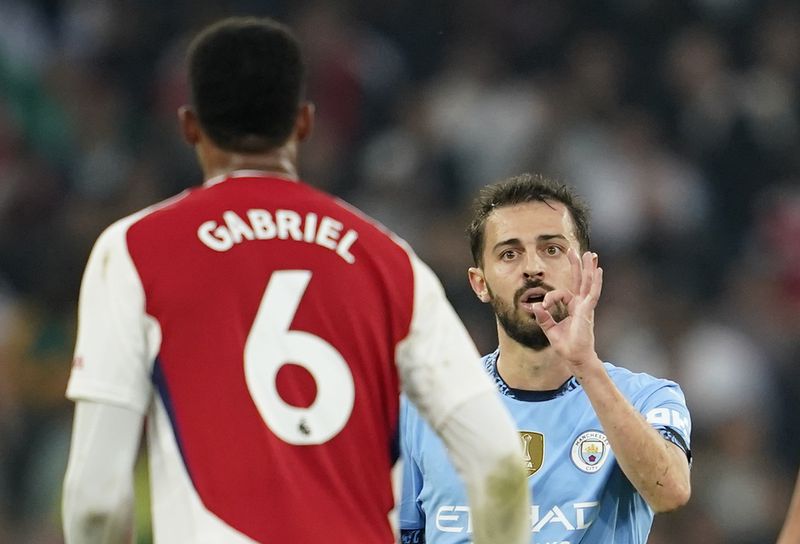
[187,17,305,153]
[467,173,591,266]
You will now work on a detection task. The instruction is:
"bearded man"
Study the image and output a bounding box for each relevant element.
[398,173,692,544]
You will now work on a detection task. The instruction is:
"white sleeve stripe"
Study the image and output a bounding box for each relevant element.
[66,380,151,414]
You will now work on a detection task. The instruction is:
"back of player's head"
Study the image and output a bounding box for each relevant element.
[467,173,591,266]
[187,16,305,153]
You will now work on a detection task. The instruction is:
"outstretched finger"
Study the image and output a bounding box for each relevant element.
[580,252,596,297]
[587,266,603,304]
[568,248,582,294]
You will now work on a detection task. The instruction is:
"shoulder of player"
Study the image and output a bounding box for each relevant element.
[129,188,201,228]
[101,189,196,240]
[328,192,414,251]
[603,363,689,414]
[203,179,415,259]
[602,361,681,391]
[84,191,196,271]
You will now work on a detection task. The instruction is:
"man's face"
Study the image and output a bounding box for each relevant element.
[468,201,581,350]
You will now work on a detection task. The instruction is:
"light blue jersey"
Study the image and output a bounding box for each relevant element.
[399,350,691,544]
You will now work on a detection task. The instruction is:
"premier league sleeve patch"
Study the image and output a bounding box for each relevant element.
[571,431,610,473]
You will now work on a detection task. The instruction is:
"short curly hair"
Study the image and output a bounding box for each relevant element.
[187,16,306,153]
[467,173,591,266]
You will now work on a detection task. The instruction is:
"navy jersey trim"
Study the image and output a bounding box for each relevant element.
[152,356,197,487]
[658,426,692,465]
[484,349,578,402]
[400,528,425,543]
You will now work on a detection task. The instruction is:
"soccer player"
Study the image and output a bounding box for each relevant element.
[399,174,692,543]
[61,17,530,544]
[778,469,800,543]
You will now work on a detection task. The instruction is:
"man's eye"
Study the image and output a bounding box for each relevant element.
[501,250,518,260]
[545,246,562,256]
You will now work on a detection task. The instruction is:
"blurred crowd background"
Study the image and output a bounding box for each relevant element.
[1,0,799,542]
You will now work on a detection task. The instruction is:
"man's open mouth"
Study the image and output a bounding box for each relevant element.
[518,288,547,313]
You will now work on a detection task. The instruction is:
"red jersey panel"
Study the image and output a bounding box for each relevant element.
[126,174,414,543]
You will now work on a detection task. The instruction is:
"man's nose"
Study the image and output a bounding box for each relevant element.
[522,252,544,280]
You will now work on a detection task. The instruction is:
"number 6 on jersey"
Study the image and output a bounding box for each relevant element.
[244,270,355,445]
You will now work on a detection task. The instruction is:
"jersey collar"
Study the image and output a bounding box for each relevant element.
[204,170,299,187]
[483,349,579,402]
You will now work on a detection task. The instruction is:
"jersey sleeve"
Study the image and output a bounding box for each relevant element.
[66,215,161,414]
[640,380,692,460]
[62,400,145,544]
[395,253,495,430]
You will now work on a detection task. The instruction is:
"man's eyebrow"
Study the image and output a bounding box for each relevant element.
[491,234,569,254]
[494,233,568,247]
[492,238,522,253]
[538,234,569,243]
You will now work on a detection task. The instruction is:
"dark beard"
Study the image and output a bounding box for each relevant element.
[488,279,567,351]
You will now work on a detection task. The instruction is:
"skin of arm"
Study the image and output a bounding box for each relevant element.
[63,400,145,544]
[777,469,800,544]
[533,249,691,513]
[574,361,690,512]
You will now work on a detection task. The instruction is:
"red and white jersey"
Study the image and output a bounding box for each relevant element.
[67,171,493,543]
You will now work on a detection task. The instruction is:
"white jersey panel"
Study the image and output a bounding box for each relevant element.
[395,253,495,431]
[67,212,162,414]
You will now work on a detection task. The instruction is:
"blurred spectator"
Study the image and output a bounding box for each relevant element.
[1,0,799,542]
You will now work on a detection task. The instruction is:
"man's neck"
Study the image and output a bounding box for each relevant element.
[495,329,573,391]
[200,142,299,181]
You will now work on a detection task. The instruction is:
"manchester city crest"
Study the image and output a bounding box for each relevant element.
[570,431,610,473]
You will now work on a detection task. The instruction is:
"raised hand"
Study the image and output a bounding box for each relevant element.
[531,249,603,372]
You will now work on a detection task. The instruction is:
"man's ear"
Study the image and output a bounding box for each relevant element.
[468,267,491,303]
[178,105,201,146]
[295,101,315,143]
